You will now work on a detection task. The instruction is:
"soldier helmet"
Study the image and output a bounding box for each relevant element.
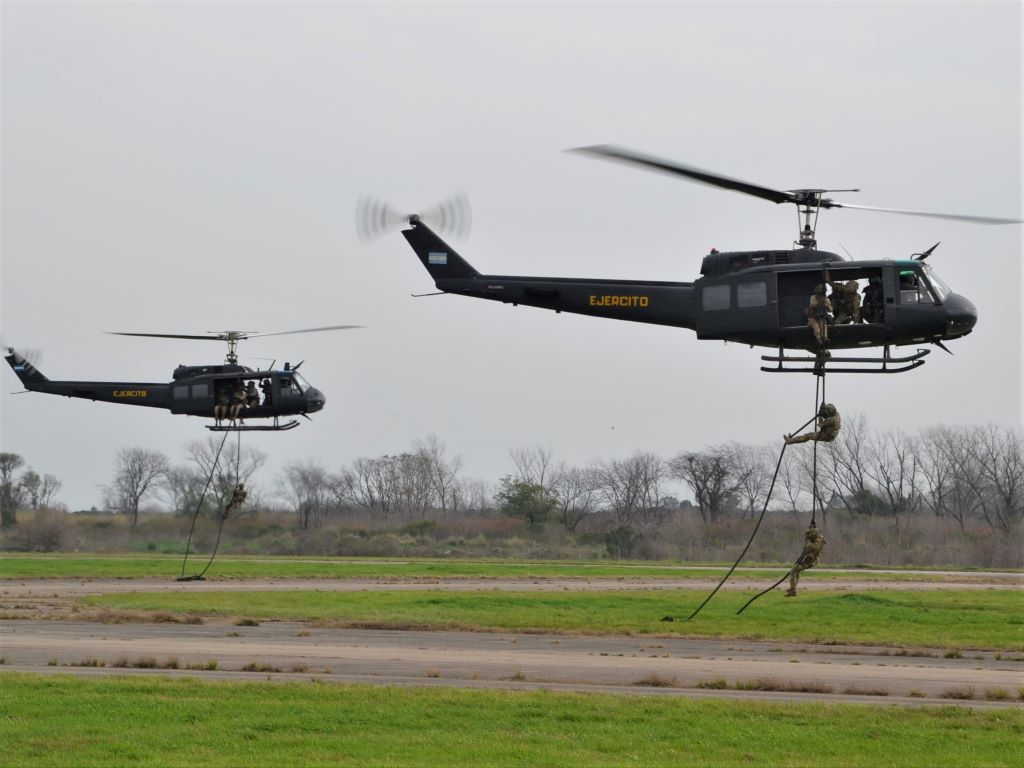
[818,403,837,417]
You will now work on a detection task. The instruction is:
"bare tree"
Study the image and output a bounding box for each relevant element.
[918,426,983,532]
[865,429,923,530]
[185,438,266,517]
[163,466,213,518]
[776,449,807,513]
[815,414,875,520]
[338,456,400,524]
[597,452,667,532]
[281,459,335,530]
[395,451,435,520]
[730,443,776,519]
[418,435,463,517]
[19,471,62,510]
[668,447,737,523]
[108,447,170,526]
[509,446,555,487]
[0,452,26,528]
[550,463,602,532]
[964,425,1024,533]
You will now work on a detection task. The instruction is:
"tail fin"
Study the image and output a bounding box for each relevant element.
[5,349,49,388]
[402,219,480,282]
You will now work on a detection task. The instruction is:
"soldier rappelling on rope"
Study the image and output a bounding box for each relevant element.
[785,521,826,596]
[784,403,841,445]
[223,483,247,519]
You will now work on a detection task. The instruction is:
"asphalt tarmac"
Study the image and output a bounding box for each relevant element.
[2,572,1020,708]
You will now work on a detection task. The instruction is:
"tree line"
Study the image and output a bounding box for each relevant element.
[2,421,1022,538]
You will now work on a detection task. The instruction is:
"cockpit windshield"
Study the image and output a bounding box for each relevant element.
[292,372,311,392]
[922,264,951,302]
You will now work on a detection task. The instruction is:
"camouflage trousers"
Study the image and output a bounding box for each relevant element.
[808,317,828,346]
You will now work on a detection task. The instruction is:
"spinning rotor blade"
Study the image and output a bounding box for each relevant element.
[356,192,471,241]
[418,191,472,239]
[356,197,408,241]
[573,145,1023,224]
[828,202,1022,225]
[108,332,232,341]
[250,325,364,339]
[570,145,797,205]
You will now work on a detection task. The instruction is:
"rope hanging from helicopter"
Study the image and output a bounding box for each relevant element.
[678,372,830,620]
[178,429,244,581]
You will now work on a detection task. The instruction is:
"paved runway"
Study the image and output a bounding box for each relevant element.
[2,619,1020,708]
[2,569,1021,709]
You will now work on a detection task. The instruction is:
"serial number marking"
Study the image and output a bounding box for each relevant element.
[589,295,649,308]
[113,390,148,398]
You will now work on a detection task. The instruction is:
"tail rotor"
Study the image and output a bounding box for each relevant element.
[356,192,471,242]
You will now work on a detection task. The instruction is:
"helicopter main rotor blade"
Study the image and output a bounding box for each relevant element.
[249,325,365,339]
[570,145,797,205]
[829,202,1022,225]
[107,332,229,341]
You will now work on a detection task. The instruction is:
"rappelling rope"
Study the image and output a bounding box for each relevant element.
[679,370,828,620]
[179,429,231,580]
[737,372,829,615]
[193,429,243,579]
[676,412,816,622]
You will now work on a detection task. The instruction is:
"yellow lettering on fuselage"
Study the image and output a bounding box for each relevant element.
[588,295,650,308]
[113,390,148,398]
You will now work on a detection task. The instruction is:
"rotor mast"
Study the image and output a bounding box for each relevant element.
[790,189,860,250]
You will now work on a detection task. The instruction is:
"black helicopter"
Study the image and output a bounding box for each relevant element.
[366,147,1019,374]
[4,326,359,431]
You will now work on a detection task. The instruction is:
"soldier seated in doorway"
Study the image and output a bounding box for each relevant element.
[829,279,861,324]
[806,284,833,348]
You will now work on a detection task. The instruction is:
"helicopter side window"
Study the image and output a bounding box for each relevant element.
[191,383,210,398]
[173,385,189,400]
[701,284,731,311]
[736,281,767,308]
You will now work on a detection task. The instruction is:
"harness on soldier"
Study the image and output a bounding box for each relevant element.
[675,373,829,621]
[178,429,244,581]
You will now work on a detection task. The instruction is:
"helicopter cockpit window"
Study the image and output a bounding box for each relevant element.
[921,265,951,303]
[293,372,311,392]
[736,281,767,308]
[701,284,731,311]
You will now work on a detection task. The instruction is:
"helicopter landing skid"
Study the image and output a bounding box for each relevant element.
[760,346,930,375]
[206,419,300,432]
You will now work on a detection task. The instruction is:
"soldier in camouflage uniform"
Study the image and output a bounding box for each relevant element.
[786,521,826,596]
[223,483,247,519]
[807,284,832,346]
[784,403,841,445]
[830,279,862,324]
[213,390,231,425]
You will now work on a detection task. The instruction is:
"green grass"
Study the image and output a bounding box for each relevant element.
[0,553,999,581]
[1,674,1021,767]
[83,588,1024,650]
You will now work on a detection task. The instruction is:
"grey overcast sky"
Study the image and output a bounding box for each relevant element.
[2,1,1021,511]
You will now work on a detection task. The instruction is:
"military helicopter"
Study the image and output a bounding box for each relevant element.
[4,325,359,431]
[366,147,1019,374]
